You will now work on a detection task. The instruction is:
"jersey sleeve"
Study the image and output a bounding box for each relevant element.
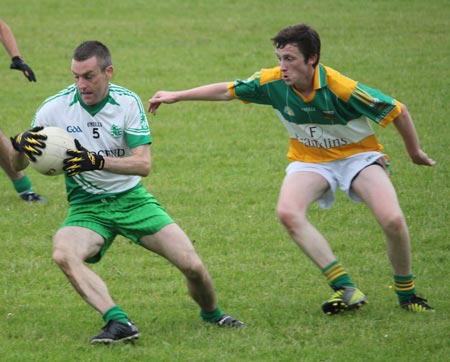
[348,83,401,127]
[125,94,152,148]
[229,69,277,105]
[30,85,78,129]
[31,100,59,128]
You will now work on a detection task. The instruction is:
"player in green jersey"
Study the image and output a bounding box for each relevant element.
[0,18,44,202]
[11,40,243,344]
[148,23,435,314]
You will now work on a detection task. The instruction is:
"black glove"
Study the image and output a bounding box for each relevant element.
[10,56,36,82]
[63,139,105,177]
[10,126,47,162]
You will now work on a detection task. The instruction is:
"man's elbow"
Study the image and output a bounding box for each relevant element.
[139,159,152,177]
[400,103,409,115]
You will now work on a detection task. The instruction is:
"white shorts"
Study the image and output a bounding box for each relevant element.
[285,151,389,209]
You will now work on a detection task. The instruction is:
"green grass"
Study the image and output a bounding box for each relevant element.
[1,0,449,361]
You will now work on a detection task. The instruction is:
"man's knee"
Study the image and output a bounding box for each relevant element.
[52,241,73,267]
[276,203,307,229]
[52,236,85,268]
[52,247,69,269]
[380,211,407,234]
[179,254,208,280]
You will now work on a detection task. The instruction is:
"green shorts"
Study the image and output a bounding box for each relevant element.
[62,187,174,263]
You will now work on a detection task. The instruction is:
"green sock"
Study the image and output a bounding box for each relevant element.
[12,175,32,194]
[200,306,223,322]
[322,260,355,289]
[394,274,416,302]
[103,305,129,324]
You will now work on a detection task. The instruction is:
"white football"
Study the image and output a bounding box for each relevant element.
[30,127,76,176]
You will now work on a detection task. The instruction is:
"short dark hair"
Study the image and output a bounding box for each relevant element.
[271,24,321,67]
[72,40,112,71]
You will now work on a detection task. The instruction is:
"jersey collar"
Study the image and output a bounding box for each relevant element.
[75,84,119,116]
[314,64,327,90]
[291,65,326,102]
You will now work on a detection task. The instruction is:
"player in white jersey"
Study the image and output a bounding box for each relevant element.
[0,18,44,202]
[11,40,243,344]
[148,24,435,314]
[30,82,150,200]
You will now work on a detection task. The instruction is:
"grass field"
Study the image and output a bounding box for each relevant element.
[1,0,449,361]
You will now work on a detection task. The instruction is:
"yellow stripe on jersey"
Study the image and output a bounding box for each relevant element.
[259,67,282,85]
[228,67,282,99]
[324,66,357,102]
[380,100,402,127]
[353,87,376,106]
[287,134,382,163]
[228,81,237,99]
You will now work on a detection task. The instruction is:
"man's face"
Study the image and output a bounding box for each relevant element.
[275,44,316,89]
[71,56,113,106]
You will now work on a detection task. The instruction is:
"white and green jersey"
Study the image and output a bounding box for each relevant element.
[228,64,402,163]
[31,83,151,204]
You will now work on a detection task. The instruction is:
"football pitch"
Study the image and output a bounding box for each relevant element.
[0,0,448,361]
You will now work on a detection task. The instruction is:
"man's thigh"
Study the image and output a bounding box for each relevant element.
[139,223,200,270]
[351,164,402,218]
[279,166,331,210]
[53,226,105,261]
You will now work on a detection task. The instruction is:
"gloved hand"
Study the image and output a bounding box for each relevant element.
[63,139,105,177]
[10,56,36,82]
[10,126,47,161]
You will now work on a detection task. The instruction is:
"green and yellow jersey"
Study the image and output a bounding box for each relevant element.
[228,64,401,163]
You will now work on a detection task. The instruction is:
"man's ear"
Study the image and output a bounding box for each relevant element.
[308,54,318,66]
[105,65,114,79]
